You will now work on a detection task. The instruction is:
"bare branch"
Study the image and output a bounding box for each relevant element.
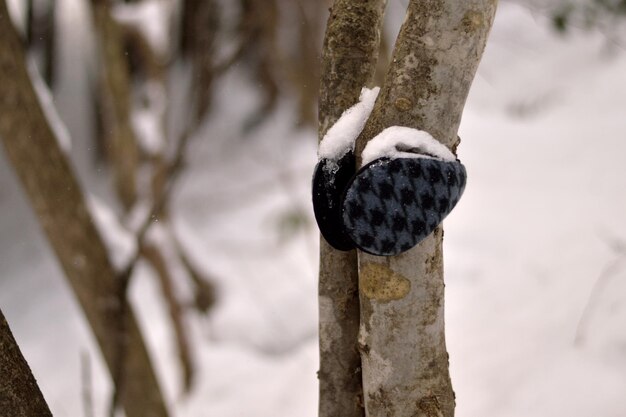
[172,236,217,314]
[141,243,195,392]
[575,256,626,345]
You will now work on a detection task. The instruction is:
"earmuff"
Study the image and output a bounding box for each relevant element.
[313,90,466,256]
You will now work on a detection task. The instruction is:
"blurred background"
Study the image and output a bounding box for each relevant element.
[1,0,626,416]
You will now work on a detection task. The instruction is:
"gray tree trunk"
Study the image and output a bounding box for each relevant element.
[317,1,386,417]
[0,3,169,416]
[354,1,497,416]
[0,308,53,417]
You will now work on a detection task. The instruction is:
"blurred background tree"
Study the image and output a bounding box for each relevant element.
[1,0,329,415]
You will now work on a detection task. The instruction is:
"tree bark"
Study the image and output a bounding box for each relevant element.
[0,309,53,417]
[354,1,497,416]
[180,0,217,123]
[0,3,169,417]
[317,2,386,417]
[318,0,387,141]
[91,0,140,210]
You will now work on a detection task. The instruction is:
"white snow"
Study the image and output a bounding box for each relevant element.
[112,0,172,58]
[86,195,137,271]
[27,59,73,154]
[317,86,379,161]
[132,82,167,156]
[125,198,154,233]
[132,107,165,156]
[360,126,456,166]
[5,0,26,34]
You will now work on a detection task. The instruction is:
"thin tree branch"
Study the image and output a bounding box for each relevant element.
[574,237,626,345]
[141,243,195,392]
[172,236,217,314]
[122,124,195,278]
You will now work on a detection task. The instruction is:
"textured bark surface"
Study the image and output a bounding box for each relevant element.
[355,1,497,416]
[317,241,361,417]
[0,4,169,417]
[317,1,386,417]
[0,309,53,417]
[318,0,387,141]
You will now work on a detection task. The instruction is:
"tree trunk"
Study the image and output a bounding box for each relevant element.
[0,309,53,417]
[0,3,169,416]
[180,0,218,123]
[91,0,140,211]
[317,2,386,417]
[354,1,497,416]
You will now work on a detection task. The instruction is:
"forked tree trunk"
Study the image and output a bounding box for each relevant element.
[354,1,497,416]
[0,3,169,417]
[0,309,53,417]
[317,1,386,416]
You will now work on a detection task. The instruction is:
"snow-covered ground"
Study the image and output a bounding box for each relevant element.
[1,1,626,416]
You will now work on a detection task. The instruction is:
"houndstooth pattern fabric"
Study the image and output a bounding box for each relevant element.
[342,157,466,256]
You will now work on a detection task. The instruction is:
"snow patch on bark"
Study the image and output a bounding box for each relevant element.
[112,0,172,57]
[361,126,455,166]
[5,0,26,34]
[318,87,379,161]
[27,59,72,154]
[358,323,369,348]
[86,195,136,271]
[132,81,166,156]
